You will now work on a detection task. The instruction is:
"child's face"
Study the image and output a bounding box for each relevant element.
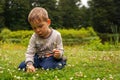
[31,19,51,38]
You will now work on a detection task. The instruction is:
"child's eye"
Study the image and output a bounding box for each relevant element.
[33,27,36,30]
[38,24,44,28]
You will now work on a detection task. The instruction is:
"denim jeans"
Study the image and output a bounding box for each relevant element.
[18,54,66,70]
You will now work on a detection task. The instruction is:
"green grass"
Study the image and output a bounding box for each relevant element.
[0,43,120,80]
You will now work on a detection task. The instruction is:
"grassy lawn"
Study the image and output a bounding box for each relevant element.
[0,43,120,80]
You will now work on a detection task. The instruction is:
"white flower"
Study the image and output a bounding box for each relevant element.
[46,68,49,71]
[16,76,21,79]
[14,75,17,78]
[22,68,25,71]
[7,69,10,71]
[109,74,113,79]
[96,78,101,80]
[70,77,74,80]
[18,68,21,71]
[58,63,62,66]
[36,74,39,77]
[0,71,3,73]
[33,76,36,80]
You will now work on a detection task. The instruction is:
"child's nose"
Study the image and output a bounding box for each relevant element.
[36,27,41,32]
[35,28,42,34]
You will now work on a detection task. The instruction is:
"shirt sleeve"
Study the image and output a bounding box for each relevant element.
[25,33,36,64]
[56,33,64,58]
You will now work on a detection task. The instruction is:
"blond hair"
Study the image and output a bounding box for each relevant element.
[28,7,49,24]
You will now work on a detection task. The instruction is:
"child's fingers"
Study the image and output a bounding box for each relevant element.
[27,65,35,72]
[54,52,60,59]
[27,68,35,72]
[53,49,60,53]
[53,49,61,59]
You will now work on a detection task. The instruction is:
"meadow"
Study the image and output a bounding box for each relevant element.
[0,28,120,80]
[0,42,120,80]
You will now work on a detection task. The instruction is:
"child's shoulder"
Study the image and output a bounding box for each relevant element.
[31,33,38,38]
[52,29,61,35]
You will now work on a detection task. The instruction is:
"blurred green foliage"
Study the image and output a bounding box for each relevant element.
[1,27,119,50]
[0,27,99,46]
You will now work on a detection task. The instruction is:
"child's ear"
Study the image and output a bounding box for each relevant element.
[47,19,51,25]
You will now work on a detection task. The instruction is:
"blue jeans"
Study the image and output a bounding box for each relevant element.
[18,54,66,70]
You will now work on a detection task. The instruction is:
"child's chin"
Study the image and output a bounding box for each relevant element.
[37,34,42,36]
[38,35,44,38]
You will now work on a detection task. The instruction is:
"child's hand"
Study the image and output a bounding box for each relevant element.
[53,49,61,59]
[26,65,35,73]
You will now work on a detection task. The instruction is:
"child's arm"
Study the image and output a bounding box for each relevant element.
[25,34,36,71]
[53,33,64,59]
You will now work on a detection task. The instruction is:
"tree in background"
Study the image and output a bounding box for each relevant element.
[0,0,89,30]
[58,0,81,29]
[79,6,91,28]
[113,0,120,28]
[3,0,60,30]
[0,0,5,28]
[4,0,31,30]
[88,0,120,33]
[30,0,81,29]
